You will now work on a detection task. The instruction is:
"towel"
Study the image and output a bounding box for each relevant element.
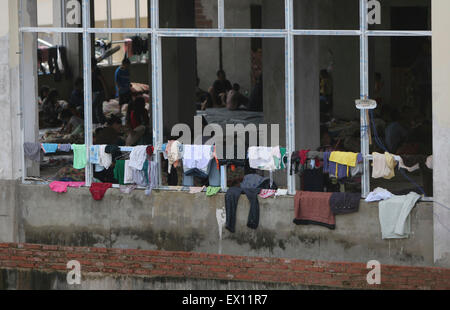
[372,152,396,179]
[293,191,335,229]
[129,145,148,171]
[378,192,421,239]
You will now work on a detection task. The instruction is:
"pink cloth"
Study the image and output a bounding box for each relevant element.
[49,182,85,193]
[259,189,277,199]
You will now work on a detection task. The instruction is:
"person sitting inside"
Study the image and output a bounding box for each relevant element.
[115,57,132,107]
[69,77,84,111]
[385,107,410,154]
[208,70,232,108]
[41,89,63,128]
[38,85,50,111]
[94,115,125,146]
[125,96,151,146]
[59,109,83,136]
[195,77,212,111]
[225,83,249,111]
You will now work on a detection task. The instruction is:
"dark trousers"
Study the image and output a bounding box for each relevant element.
[225,187,260,233]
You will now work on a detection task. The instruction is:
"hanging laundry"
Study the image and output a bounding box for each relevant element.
[114,160,126,185]
[323,151,345,179]
[145,161,159,196]
[259,189,276,199]
[24,143,42,162]
[365,187,394,202]
[132,160,149,187]
[105,145,122,162]
[206,186,221,197]
[42,143,59,154]
[166,140,183,173]
[248,146,278,171]
[98,145,112,170]
[299,150,310,165]
[119,185,137,194]
[372,152,396,179]
[275,189,288,197]
[89,183,113,201]
[58,144,72,153]
[279,147,288,169]
[182,145,213,171]
[329,152,359,168]
[89,145,100,165]
[225,187,260,233]
[189,186,206,194]
[378,192,421,239]
[124,160,134,184]
[329,192,361,215]
[72,144,87,169]
[328,152,362,179]
[49,181,85,193]
[293,191,335,230]
[129,145,148,171]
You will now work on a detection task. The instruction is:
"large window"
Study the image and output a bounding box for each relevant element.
[19,0,432,198]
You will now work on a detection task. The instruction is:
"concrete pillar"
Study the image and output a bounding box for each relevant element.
[0,0,23,181]
[0,0,20,242]
[22,0,40,177]
[432,0,450,267]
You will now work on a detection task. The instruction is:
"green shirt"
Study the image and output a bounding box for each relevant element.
[72,144,87,170]
[114,160,126,185]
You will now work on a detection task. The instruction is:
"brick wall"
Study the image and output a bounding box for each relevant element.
[0,243,449,290]
[195,0,213,28]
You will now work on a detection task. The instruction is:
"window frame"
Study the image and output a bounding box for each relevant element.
[19,0,432,198]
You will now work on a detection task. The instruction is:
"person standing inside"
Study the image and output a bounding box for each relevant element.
[115,57,132,107]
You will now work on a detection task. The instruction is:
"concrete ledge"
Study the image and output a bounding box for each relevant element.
[5,181,434,267]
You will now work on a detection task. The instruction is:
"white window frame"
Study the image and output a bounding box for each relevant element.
[19,0,432,198]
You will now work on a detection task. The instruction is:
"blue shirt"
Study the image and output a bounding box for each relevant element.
[115,67,130,97]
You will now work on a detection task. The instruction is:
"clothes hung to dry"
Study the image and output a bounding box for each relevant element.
[248,146,284,171]
[293,191,335,230]
[89,183,113,201]
[378,192,421,239]
[329,192,361,215]
[325,152,363,180]
[24,143,43,162]
[49,181,85,193]
[372,152,396,180]
[225,187,260,233]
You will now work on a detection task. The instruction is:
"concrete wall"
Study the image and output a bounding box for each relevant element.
[0,180,434,267]
[432,0,450,266]
[0,269,317,290]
